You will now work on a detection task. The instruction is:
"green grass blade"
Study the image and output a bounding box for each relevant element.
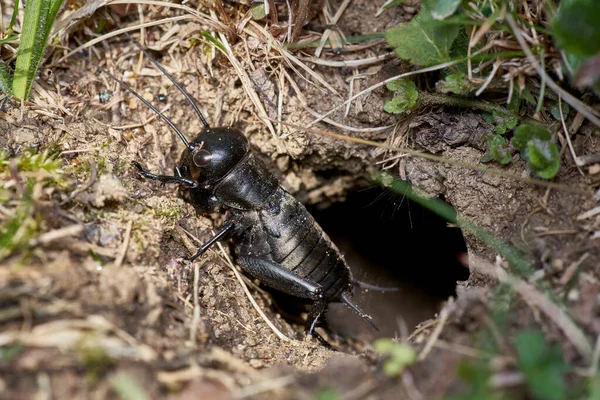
[374,171,533,276]
[201,31,226,53]
[12,0,46,99]
[0,63,13,95]
[0,35,19,45]
[6,0,20,36]
[12,0,64,100]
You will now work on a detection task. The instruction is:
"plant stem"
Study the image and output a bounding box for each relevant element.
[420,92,514,117]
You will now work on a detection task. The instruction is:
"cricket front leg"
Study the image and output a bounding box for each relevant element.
[132,161,198,188]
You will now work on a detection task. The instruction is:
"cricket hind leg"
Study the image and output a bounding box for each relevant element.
[237,256,341,346]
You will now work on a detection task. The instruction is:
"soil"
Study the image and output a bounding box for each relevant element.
[1,1,599,399]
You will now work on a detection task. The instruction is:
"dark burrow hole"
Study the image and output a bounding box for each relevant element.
[273,186,470,341]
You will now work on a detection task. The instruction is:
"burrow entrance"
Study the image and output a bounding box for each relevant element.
[306,186,470,340]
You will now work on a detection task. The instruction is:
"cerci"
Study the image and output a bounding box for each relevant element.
[97,36,378,342]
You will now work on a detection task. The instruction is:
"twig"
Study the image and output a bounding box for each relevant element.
[29,225,84,246]
[576,206,600,221]
[114,220,133,268]
[232,375,295,399]
[558,253,589,286]
[418,298,453,361]
[558,96,584,174]
[190,262,203,346]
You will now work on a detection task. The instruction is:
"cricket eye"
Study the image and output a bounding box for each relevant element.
[193,149,212,167]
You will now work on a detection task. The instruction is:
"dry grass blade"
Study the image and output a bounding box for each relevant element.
[59,15,189,62]
[418,298,453,361]
[304,60,462,129]
[246,21,341,96]
[558,95,584,174]
[300,52,395,68]
[270,118,589,194]
[505,14,600,128]
[315,0,352,57]
[190,262,203,346]
[216,30,283,151]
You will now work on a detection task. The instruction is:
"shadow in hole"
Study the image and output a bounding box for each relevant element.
[301,186,470,340]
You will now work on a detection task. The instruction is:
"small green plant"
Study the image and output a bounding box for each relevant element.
[385,0,460,66]
[552,0,600,73]
[0,344,25,364]
[481,135,512,164]
[511,124,560,179]
[445,360,507,400]
[314,388,339,400]
[373,338,416,376]
[4,0,64,99]
[515,330,570,400]
[77,337,115,383]
[550,102,570,121]
[0,185,38,260]
[110,372,150,400]
[0,149,63,260]
[251,3,267,20]
[0,149,62,174]
[432,0,463,20]
[384,79,419,114]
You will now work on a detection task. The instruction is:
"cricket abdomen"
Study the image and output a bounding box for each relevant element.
[232,187,352,300]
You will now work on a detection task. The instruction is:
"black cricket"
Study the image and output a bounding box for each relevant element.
[95,35,380,342]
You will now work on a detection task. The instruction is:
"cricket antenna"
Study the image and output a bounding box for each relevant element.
[341,292,379,331]
[90,57,194,151]
[107,12,210,130]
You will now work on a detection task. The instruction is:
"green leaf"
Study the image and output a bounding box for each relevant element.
[488,135,512,165]
[384,79,419,114]
[511,124,559,179]
[315,388,339,400]
[251,3,267,20]
[511,123,551,152]
[373,339,417,376]
[550,102,570,121]
[527,138,560,179]
[552,0,600,58]
[584,376,600,400]
[436,71,473,94]
[492,109,518,135]
[0,344,24,363]
[521,87,536,105]
[515,331,569,400]
[445,361,507,400]
[0,63,13,95]
[12,0,65,99]
[385,0,460,66]
[383,0,407,9]
[6,0,20,36]
[432,0,462,20]
[110,372,150,400]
